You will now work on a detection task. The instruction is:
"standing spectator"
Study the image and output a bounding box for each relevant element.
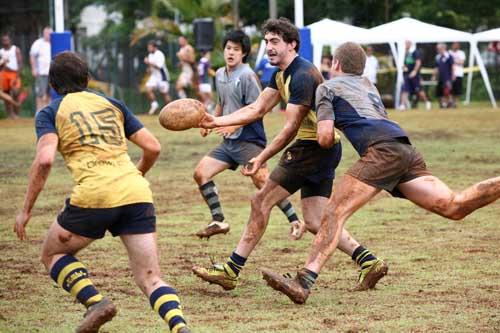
[399,40,431,111]
[176,35,196,99]
[255,54,275,88]
[363,46,379,86]
[433,43,454,108]
[320,54,332,80]
[197,51,213,112]
[30,26,52,111]
[449,42,466,108]
[0,32,22,118]
[144,40,171,115]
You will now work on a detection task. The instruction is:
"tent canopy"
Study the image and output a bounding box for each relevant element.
[474,28,500,42]
[370,17,473,43]
[307,19,390,68]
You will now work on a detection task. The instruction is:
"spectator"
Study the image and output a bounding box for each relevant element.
[255,54,275,88]
[197,51,214,112]
[320,54,332,80]
[449,42,466,108]
[176,35,196,99]
[30,26,52,111]
[144,40,171,115]
[399,40,431,111]
[0,32,23,118]
[363,46,379,85]
[433,43,454,108]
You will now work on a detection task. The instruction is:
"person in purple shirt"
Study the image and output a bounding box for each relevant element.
[433,43,454,108]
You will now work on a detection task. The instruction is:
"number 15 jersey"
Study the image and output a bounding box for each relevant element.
[35,90,153,208]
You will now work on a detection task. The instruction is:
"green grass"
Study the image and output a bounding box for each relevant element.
[1,105,499,332]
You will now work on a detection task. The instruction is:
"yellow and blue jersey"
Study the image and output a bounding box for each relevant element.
[35,90,153,208]
[269,56,340,143]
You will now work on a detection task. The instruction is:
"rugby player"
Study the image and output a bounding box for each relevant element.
[14,52,190,333]
[262,42,500,304]
[193,18,386,292]
[194,30,302,239]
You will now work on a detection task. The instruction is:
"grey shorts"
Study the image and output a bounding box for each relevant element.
[208,139,264,170]
[35,75,49,97]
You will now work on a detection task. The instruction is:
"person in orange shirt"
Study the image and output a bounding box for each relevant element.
[0,32,23,118]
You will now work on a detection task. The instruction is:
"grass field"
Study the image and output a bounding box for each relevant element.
[1,105,499,332]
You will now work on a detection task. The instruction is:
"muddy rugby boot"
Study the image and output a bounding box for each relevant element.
[75,297,117,333]
[352,258,388,291]
[261,268,311,304]
[192,263,238,290]
[195,221,230,239]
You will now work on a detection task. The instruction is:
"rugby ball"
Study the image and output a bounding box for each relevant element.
[158,98,206,131]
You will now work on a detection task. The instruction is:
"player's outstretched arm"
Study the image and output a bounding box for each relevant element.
[129,128,161,176]
[200,88,280,129]
[14,133,58,240]
[316,84,336,148]
[242,103,309,175]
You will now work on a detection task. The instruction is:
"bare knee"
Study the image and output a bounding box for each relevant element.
[193,166,208,185]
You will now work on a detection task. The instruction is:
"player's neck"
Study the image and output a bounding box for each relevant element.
[278,53,298,71]
[226,62,242,73]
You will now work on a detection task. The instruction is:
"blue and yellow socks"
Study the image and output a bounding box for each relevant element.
[223,251,247,278]
[352,246,377,267]
[150,286,187,333]
[50,255,103,308]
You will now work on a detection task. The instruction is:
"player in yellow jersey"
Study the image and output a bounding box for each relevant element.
[14,52,190,333]
[193,18,386,294]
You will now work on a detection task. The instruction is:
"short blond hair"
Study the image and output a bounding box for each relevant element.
[333,42,366,75]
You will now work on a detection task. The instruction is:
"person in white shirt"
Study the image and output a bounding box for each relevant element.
[0,32,23,118]
[449,42,466,108]
[144,40,171,115]
[30,26,52,111]
[363,46,379,85]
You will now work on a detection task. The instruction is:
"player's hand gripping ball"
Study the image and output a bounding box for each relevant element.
[159,98,206,131]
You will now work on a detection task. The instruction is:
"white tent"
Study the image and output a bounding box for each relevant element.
[464,28,500,105]
[370,18,496,108]
[307,19,394,69]
[474,28,500,42]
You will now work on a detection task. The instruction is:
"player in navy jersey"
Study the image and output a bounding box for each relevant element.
[262,42,500,304]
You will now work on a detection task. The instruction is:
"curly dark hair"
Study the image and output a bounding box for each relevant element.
[49,51,89,95]
[261,17,300,52]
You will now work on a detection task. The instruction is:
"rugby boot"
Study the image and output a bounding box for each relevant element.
[176,325,192,333]
[75,297,117,333]
[261,268,310,304]
[192,263,238,290]
[352,258,388,291]
[195,221,230,239]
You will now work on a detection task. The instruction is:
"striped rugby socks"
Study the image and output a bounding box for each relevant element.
[50,255,103,308]
[150,286,187,333]
[200,181,224,222]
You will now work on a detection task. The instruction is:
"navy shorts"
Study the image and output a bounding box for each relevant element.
[57,199,156,239]
[270,140,341,198]
[403,74,421,95]
[208,139,265,170]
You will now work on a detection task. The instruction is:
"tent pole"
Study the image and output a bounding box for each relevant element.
[465,42,475,105]
[394,41,405,108]
[472,42,497,108]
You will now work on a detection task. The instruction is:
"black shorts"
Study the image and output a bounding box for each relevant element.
[452,77,463,96]
[57,199,156,239]
[436,80,452,97]
[269,140,341,198]
[346,140,432,198]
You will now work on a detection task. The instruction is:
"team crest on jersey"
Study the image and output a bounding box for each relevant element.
[286,151,293,161]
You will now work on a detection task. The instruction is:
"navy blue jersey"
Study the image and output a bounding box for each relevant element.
[316,75,409,155]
